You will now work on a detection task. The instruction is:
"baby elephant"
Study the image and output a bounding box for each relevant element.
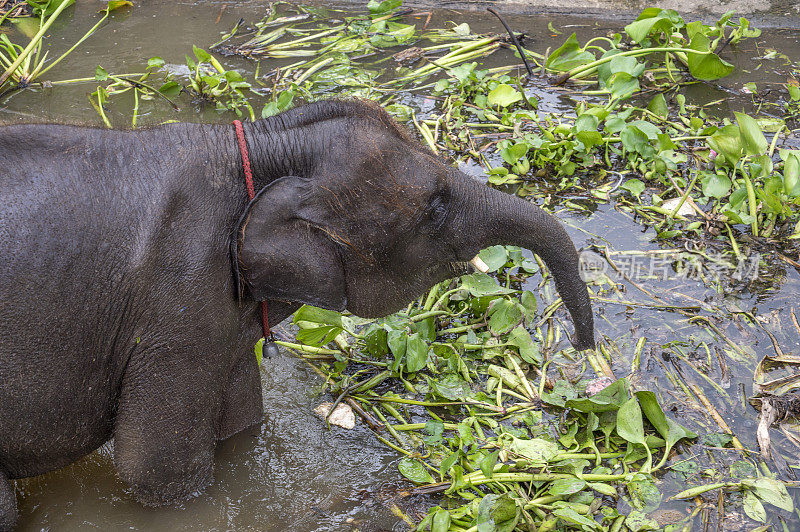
[0,99,594,529]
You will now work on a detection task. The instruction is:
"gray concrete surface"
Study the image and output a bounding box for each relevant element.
[333,0,800,28]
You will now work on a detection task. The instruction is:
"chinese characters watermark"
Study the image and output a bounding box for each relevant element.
[579,250,761,284]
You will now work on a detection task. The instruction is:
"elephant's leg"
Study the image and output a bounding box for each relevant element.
[218,351,264,441]
[0,471,17,532]
[113,353,218,506]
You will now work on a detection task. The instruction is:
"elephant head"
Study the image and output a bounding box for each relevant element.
[233,100,595,350]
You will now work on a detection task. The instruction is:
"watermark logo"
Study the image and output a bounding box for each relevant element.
[579,250,761,284]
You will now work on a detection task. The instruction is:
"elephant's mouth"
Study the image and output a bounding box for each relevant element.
[439,255,488,279]
[449,255,489,276]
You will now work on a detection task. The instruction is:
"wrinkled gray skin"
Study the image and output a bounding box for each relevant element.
[0,100,594,530]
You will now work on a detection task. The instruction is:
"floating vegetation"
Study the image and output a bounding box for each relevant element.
[89,58,179,128]
[184,45,254,118]
[0,0,131,95]
[273,252,798,530]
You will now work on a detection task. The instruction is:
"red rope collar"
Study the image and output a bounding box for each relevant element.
[233,120,273,342]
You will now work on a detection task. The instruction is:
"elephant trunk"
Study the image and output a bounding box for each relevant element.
[453,179,595,350]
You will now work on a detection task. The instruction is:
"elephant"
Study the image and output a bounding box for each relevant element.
[0,99,594,529]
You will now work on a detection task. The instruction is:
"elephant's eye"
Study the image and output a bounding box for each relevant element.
[427,193,448,230]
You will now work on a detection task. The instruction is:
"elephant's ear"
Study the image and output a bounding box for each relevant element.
[232,175,347,311]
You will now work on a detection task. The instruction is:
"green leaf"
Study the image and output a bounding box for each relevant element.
[622,178,645,199]
[574,113,599,132]
[413,316,436,342]
[742,477,794,512]
[635,391,697,463]
[687,33,734,81]
[509,437,559,462]
[224,70,244,83]
[608,71,640,99]
[488,300,524,335]
[729,460,756,479]
[158,81,181,98]
[293,305,343,327]
[574,114,602,148]
[547,477,586,496]
[743,490,767,523]
[94,65,108,82]
[370,24,416,48]
[193,45,212,63]
[440,450,460,477]
[546,33,595,72]
[364,326,388,357]
[106,0,132,11]
[735,111,768,156]
[367,0,402,15]
[520,290,537,317]
[147,56,165,70]
[629,120,662,140]
[398,456,434,484]
[26,0,74,17]
[423,420,444,445]
[201,75,220,89]
[461,273,516,296]
[430,374,472,400]
[627,472,662,512]
[384,103,413,122]
[487,84,523,108]
[620,125,654,157]
[609,54,645,78]
[566,377,630,413]
[387,330,407,372]
[647,93,668,118]
[450,22,471,36]
[788,83,800,101]
[499,142,529,165]
[553,507,600,530]
[624,509,660,532]
[624,8,683,43]
[507,326,542,365]
[478,245,509,272]
[262,102,280,118]
[480,449,501,479]
[702,173,732,198]
[577,130,603,149]
[296,325,343,347]
[616,397,646,445]
[477,494,519,532]
[588,482,617,496]
[707,124,743,165]
[254,338,263,367]
[405,333,429,373]
[431,507,451,532]
[783,151,800,197]
[598,410,617,445]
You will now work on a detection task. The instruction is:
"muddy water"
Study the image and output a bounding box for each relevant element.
[15,351,404,530]
[2,1,800,530]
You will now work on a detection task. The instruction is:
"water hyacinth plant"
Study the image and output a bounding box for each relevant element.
[0,0,131,95]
